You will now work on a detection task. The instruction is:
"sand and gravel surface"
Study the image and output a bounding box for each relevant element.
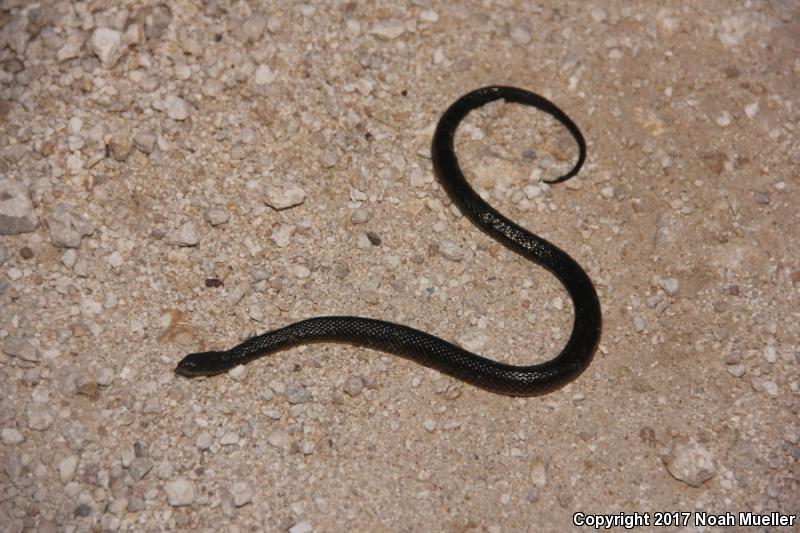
[1,1,799,531]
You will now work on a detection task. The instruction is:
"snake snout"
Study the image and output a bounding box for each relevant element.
[175,351,223,377]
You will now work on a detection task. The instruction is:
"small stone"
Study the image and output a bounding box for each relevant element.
[658,277,679,295]
[74,504,92,517]
[320,148,338,168]
[289,522,313,533]
[350,208,370,224]
[530,456,548,488]
[27,406,54,430]
[228,365,247,381]
[266,429,291,449]
[242,14,266,42]
[19,246,33,259]
[420,9,439,22]
[1,428,24,445]
[716,111,731,127]
[763,344,778,363]
[133,132,157,154]
[591,6,608,23]
[165,478,195,506]
[195,432,212,450]
[167,221,200,247]
[665,440,716,487]
[164,95,190,121]
[344,375,364,397]
[0,177,38,235]
[90,28,124,68]
[96,367,115,386]
[75,374,98,397]
[220,432,239,446]
[270,223,295,248]
[2,337,40,362]
[438,239,465,261]
[510,26,531,45]
[264,183,306,210]
[286,383,311,404]
[370,20,405,40]
[129,458,153,481]
[205,207,230,226]
[231,481,253,507]
[254,64,276,85]
[745,102,759,119]
[46,204,94,248]
[423,419,436,432]
[58,455,78,483]
[109,133,132,162]
[107,251,123,268]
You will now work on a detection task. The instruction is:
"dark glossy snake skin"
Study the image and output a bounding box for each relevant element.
[176,86,602,396]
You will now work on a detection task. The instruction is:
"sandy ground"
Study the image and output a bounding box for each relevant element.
[1,1,799,531]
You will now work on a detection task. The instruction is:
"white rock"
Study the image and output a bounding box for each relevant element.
[1,428,24,445]
[167,221,200,247]
[164,478,195,506]
[665,440,716,487]
[591,6,608,23]
[266,429,291,449]
[46,204,94,248]
[107,251,123,268]
[530,456,548,488]
[254,64,276,85]
[231,481,253,507]
[195,432,212,449]
[0,177,38,235]
[90,28,124,68]
[369,20,405,40]
[205,207,230,226]
[438,239,465,261]
[420,10,439,23]
[2,337,40,362]
[270,223,295,248]
[27,406,54,431]
[289,522,313,533]
[509,26,531,45]
[264,183,306,210]
[745,102,759,119]
[658,276,679,295]
[59,455,79,483]
[164,95,190,121]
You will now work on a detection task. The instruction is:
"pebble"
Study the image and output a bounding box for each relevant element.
[289,522,314,533]
[231,481,253,507]
[254,64,276,85]
[1,428,24,445]
[195,432,212,450]
[286,383,312,404]
[27,405,54,430]
[423,419,437,432]
[220,432,239,446]
[657,276,680,296]
[58,455,78,483]
[2,337,40,362]
[96,367,115,387]
[654,211,680,248]
[90,28,124,68]
[530,456,547,488]
[228,365,247,381]
[129,458,153,481]
[665,440,716,487]
[205,207,230,226]
[420,10,439,22]
[266,429,291,450]
[370,20,406,40]
[437,239,465,261]
[350,208,370,224]
[133,132,157,154]
[0,177,38,235]
[165,478,195,506]
[264,182,306,210]
[509,26,531,45]
[164,95,191,121]
[591,6,608,23]
[344,375,364,397]
[270,223,295,248]
[167,221,200,247]
[744,102,759,119]
[46,204,94,248]
[109,132,132,161]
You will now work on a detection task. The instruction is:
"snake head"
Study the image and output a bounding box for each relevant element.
[175,351,229,377]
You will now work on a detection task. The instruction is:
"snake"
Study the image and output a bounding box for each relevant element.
[175,86,602,396]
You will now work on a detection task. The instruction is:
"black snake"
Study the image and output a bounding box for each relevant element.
[175,86,602,396]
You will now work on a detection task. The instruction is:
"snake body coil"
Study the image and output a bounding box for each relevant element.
[176,86,602,396]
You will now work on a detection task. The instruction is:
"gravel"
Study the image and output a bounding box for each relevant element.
[0,2,794,530]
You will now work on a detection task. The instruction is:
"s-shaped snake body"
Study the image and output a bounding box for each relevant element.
[176,86,602,396]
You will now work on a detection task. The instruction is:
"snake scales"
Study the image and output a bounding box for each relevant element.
[176,86,602,396]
